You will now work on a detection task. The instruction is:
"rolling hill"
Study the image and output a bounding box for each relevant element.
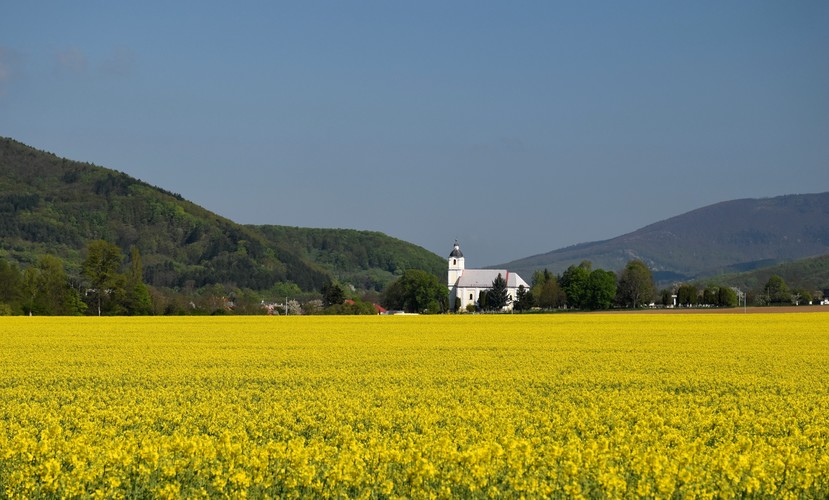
[253,225,446,291]
[498,193,829,284]
[0,137,445,292]
[711,253,829,295]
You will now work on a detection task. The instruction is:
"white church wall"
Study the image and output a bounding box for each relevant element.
[447,242,527,313]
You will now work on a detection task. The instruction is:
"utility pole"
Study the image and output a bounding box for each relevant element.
[737,288,746,313]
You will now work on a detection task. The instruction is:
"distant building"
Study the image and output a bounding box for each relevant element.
[344,299,387,314]
[447,241,529,312]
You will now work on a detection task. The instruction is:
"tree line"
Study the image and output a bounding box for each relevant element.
[0,239,429,316]
[664,274,820,308]
[376,259,661,314]
[3,245,817,316]
[0,240,151,316]
[506,259,657,312]
[511,261,822,312]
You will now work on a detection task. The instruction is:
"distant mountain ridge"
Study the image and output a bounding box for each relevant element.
[498,193,829,284]
[0,137,445,292]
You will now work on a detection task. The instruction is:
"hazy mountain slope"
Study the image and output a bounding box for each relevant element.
[0,137,443,291]
[499,193,829,283]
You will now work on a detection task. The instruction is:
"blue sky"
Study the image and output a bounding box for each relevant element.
[2,2,828,266]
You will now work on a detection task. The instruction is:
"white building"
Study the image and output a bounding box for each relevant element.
[447,241,530,312]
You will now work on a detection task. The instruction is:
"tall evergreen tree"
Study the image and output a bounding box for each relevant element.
[487,273,511,311]
[477,290,489,311]
[125,246,153,315]
[514,284,533,311]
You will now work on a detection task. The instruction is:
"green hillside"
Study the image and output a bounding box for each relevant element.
[711,253,829,294]
[254,226,445,291]
[0,137,443,294]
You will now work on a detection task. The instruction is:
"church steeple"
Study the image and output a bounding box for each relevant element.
[448,240,465,288]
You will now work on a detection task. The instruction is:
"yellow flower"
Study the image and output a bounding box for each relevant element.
[0,314,827,497]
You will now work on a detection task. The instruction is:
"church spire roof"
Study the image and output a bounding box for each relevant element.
[449,240,463,258]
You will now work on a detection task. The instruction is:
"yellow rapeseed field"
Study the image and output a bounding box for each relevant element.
[1,313,828,498]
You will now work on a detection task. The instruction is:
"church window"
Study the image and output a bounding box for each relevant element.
[469,293,473,300]
[453,259,457,265]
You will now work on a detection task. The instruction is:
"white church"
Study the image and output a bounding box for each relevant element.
[447,241,530,312]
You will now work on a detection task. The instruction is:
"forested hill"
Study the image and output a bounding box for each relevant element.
[714,253,829,294]
[253,226,446,291]
[499,192,829,284]
[0,137,443,292]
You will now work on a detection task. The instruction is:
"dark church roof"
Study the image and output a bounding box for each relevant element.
[449,241,463,258]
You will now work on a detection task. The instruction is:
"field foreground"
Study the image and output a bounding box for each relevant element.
[1,314,828,498]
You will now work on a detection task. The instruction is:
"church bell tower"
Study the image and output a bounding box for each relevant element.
[448,241,465,312]
[448,240,465,288]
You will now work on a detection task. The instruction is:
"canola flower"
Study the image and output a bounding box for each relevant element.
[1,313,828,498]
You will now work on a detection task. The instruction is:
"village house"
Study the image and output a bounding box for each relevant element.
[447,241,529,312]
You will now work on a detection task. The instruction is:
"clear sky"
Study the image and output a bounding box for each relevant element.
[2,2,828,266]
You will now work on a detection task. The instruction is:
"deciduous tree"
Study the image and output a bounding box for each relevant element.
[321,281,345,308]
[560,261,592,309]
[83,240,126,316]
[676,284,698,307]
[702,287,719,306]
[764,275,790,304]
[23,255,85,315]
[586,269,616,310]
[531,269,566,309]
[381,270,447,314]
[617,260,656,308]
[718,287,738,308]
